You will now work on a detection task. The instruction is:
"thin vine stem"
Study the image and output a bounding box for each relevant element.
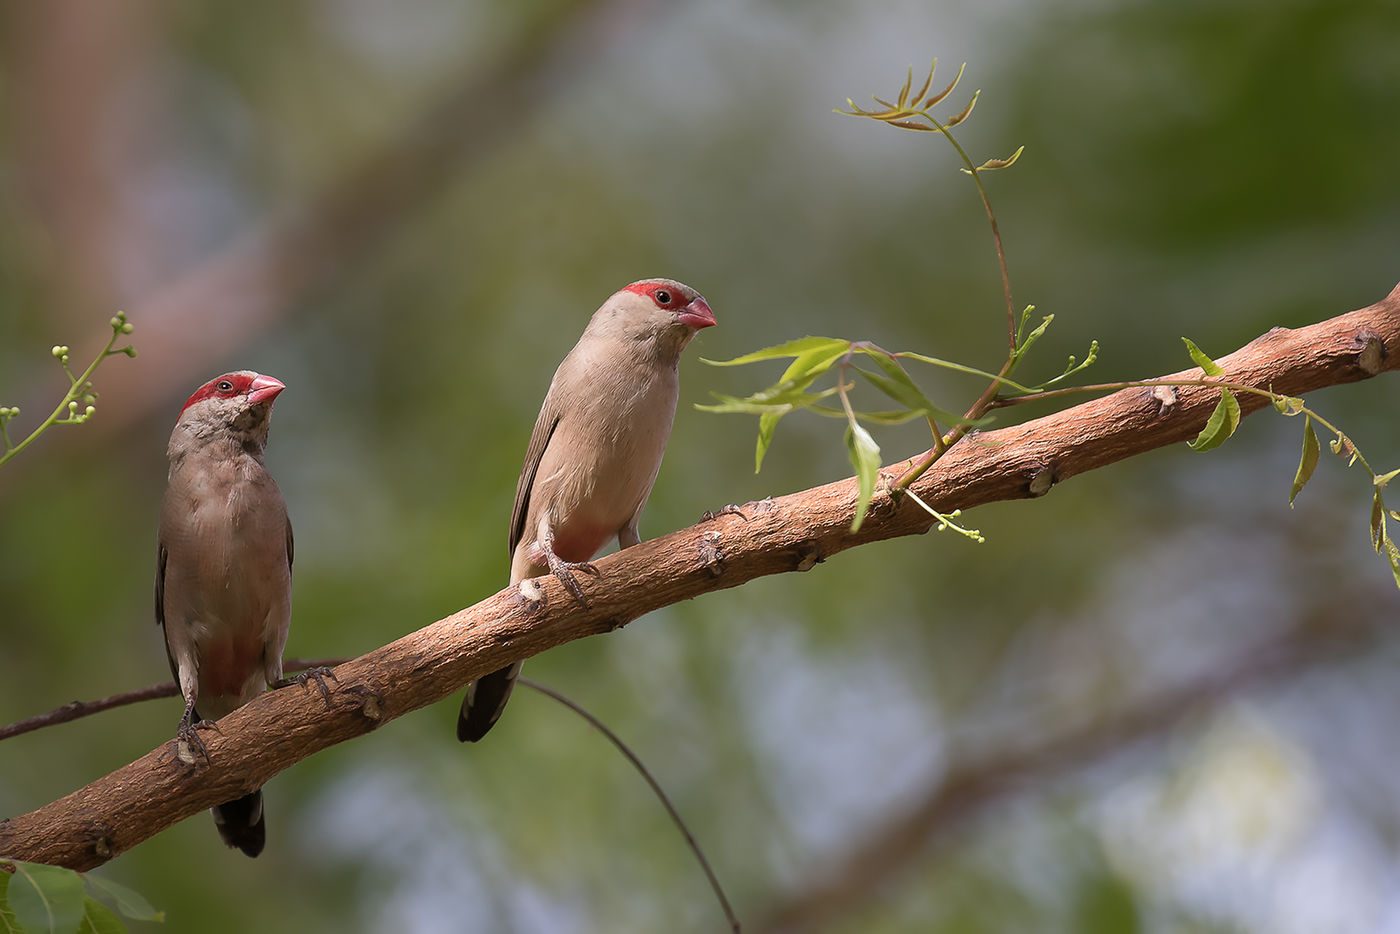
[516,677,742,934]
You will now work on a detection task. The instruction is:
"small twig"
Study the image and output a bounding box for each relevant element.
[0,658,349,741]
[519,677,742,934]
[0,313,136,468]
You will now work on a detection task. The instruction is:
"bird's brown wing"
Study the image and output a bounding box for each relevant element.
[509,399,560,558]
[154,541,167,629]
[154,539,183,684]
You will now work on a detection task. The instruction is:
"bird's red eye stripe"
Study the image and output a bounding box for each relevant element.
[624,281,686,309]
[181,373,254,413]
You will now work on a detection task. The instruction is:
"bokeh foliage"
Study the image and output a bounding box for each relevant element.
[1,1,1398,932]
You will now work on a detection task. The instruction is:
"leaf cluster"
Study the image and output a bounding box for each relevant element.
[0,861,162,934]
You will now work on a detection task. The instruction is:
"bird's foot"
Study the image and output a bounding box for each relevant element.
[175,716,220,765]
[272,666,339,707]
[701,503,748,522]
[546,552,600,606]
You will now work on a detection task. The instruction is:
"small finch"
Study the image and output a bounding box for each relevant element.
[457,278,716,742]
[156,370,292,857]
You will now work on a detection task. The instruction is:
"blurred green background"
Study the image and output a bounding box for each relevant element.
[2,1,1399,932]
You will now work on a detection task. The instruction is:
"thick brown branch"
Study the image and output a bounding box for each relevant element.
[1,283,1395,869]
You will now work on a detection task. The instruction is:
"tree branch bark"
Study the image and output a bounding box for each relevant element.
[2,282,1396,870]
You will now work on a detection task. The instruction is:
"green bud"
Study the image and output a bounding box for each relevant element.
[52,345,68,358]
[84,405,96,418]
[123,346,138,358]
[68,401,78,414]
[121,322,135,334]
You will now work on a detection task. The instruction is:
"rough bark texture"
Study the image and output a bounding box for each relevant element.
[1,282,1396,870]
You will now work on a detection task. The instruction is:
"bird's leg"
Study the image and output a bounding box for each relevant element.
[175,693,219,765]
[539,525,599,606]
[272,667,339,707]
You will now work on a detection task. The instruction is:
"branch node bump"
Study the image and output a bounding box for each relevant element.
[517,578,545,607]
[1028,467,1056,497]
[795,542,824,572]
[342,685,384,722]
[1354,330,1385,376]
[1151,384,1178,416]
[699,531,726,577]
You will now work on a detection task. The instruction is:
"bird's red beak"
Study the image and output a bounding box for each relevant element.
[677,297,716,330]
[247,374,286,406]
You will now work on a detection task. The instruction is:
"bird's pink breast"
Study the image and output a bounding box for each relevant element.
[201,629,265,699]
[552,523,611,563]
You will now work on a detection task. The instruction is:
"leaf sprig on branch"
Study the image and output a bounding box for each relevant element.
[0,312,137,469]
[702,64,1400,590]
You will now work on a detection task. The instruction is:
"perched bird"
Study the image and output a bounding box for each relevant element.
[457,278,717,742]
[156,370,292,857]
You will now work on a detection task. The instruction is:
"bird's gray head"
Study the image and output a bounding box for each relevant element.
[590,278,717,360]
[173,370,286,452]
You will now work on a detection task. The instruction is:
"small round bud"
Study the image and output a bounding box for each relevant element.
[123,347,138,358]
[121,322,135,334]
[84,405,96,418]
[52,345,68,358]
[68,401,78,414]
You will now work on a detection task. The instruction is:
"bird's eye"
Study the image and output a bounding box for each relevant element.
[654,289,672,306]
[217,380,234,392]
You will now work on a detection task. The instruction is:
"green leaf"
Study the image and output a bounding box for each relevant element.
[77,898,124,934]
[1182,337,1224,376]
[1373,468,1400,490]
[697,384,838,414]
[1372,490,1385,552]
[852,366,971,426]
[1383,535,1400,591]
[9,861,86,934]
[1188,389,1241,452]
[809,405,927,425]
[1017,311,1053,356]
[756,412,779,473]
[895,351,1036,394]
[909,61,936,109]
[924,62,965,108]
[858,352,933,408]
[777,342,849,388]
[701,336,850,368]
[976,145,1025,171]
[82,876,161,923]
[1290,416,1320,506]
[944,89,980,127]
[1271,395,1306,416]
[845,421,882,531]
[896,66,913,108]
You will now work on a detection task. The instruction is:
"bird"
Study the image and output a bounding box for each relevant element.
[457,278,717,743]
[156,370,292,857]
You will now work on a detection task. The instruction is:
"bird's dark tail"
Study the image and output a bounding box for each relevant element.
[213,790,266,858]
[457,661,523,742]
